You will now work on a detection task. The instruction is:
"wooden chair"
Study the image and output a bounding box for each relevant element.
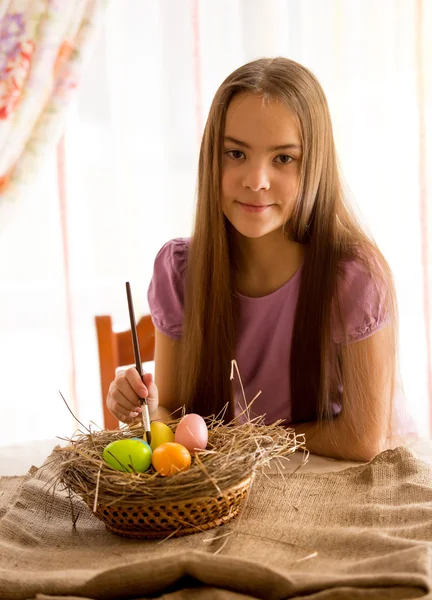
[95,314,155,430]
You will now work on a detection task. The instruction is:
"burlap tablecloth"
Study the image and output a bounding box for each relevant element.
[0,446,431,600]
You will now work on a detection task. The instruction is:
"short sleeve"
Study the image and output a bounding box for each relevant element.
[332,259,388,344]
[147,238,189,340]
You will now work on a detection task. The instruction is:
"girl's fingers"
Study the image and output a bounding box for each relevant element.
[107,369,159,424]
[142,372,159,415]
[110,407,136,424]
[107,383,142,423]
[142,372,154,395]
[124,366,148,398]
[116,369,146,403]
[114,388,140,413]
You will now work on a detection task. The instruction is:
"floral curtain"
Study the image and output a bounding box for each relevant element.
[0,0,109,215]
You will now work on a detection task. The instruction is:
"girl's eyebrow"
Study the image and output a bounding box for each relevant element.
[224,136,302,152]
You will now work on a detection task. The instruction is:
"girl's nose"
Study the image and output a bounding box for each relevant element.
[242,164,270,192]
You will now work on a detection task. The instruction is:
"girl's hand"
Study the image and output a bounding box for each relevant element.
[106,367,159,424]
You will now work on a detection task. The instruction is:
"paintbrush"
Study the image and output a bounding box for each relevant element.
[125,281,152,445]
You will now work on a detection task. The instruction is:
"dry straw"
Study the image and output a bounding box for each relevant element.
[50,361,309,538]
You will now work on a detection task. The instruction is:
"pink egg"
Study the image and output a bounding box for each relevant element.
[175,413,208,452]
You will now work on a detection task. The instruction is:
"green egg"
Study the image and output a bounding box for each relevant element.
[103,439,152,473]
[131,437,153,453]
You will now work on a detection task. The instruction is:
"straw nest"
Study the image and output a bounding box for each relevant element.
[50,412,307,538]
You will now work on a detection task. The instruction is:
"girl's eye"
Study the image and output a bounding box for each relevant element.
[226,150,245,160]
[275,154,293,165]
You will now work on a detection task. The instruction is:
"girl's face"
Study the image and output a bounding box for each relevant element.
[221,93,302,240]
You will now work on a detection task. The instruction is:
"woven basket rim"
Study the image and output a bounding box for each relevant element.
[87,473,253,508]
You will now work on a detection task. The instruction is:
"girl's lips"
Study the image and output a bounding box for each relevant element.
[237,202,272,213]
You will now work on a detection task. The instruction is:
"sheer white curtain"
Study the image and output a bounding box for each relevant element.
[0,0,430,446]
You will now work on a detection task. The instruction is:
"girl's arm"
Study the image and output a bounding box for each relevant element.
[105,328,181,424]
[152,329,182,421]
[292,326,393,462]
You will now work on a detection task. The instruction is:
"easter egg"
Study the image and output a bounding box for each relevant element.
[151,442,191,477]
[130,438,153,453]
[149,421,174,451]
[175,413,208,452]
[103,439,152,473]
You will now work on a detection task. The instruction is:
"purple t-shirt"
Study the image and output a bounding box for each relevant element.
[148,238,386,425]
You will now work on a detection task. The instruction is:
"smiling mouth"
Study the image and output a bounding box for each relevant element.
[237,201,272,213]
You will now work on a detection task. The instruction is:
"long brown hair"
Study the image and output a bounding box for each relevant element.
[178,57,397,439]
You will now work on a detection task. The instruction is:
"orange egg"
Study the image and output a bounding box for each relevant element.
[151,442,191,477]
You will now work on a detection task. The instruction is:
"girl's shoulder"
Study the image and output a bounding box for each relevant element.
[338,255,379,287]
[153,237,190,273]
[147,238,190,340]
[333,256,389,344]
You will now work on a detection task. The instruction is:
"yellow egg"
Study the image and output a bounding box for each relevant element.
[152,442,191,477]
[149,421,174,451]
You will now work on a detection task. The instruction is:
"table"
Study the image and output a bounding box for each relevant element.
[1,437,432,599]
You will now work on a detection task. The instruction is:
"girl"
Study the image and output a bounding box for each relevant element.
[106,57,400,462]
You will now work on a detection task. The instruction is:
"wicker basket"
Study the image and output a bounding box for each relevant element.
[54,414,303,539]
[81,476,252,539]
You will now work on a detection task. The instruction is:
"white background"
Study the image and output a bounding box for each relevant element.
[0,0,430,447]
